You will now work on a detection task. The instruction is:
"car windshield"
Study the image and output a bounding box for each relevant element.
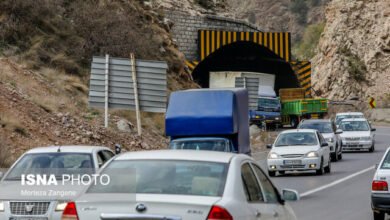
[258,98,280,109]
[87,160,228,197]
[299,122,333,133]
[169,139,229,152]
[335,115,364,125]
[274,132,318,146]
[5,153,94,180]
[339,121,369,131]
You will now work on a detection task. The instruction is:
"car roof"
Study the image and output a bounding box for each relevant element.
[301,119,331,124]
[280,129,318,134]
[26,145,111,154]
[336,112,364,116]
[340,118,368,122]
[115,150,247,163]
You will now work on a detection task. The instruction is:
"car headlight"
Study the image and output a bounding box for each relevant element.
[361,136,371,141]
[306,151,319,158]
[0,201,4,212]
[255,116,259,119]
[268,152,279,159]
[275,117,280,120]
[327,138,334,142]
[55,202,68,211]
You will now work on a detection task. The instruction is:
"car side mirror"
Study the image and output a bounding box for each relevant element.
[335,129,343,134]
[282,189,299,201]
[371,128,376,132]
[375,164,379,169]
[115,144,122,154]
[266,144,272,149]
[321,142,329,147]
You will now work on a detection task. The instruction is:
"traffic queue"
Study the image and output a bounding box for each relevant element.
[0,88,379,220]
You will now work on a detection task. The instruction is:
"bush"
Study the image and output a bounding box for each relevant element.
[292,23,325,60]
[338,46,367,81]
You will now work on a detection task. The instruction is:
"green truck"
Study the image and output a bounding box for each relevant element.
[280,88,328,128]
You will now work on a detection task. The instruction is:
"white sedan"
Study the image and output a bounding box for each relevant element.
[62,150,298,220]
[267,129,331,176]
[371,147,390,220]
[339,118,376,152]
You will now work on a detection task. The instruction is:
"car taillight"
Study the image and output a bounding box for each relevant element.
[62,202,78,220]
[207,205,233,220]
[372,181,388,191]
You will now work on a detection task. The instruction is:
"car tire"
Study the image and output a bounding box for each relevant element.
[268,171,276,177]
[316,159,324,175]
[290,117,298,128]
[338,152,342,160]
[373,211,385,220]
[278,171,285,175]
[325,158,331,173]
[369,144,375,152]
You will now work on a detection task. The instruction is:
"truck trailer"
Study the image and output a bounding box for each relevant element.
[165,88,250,154]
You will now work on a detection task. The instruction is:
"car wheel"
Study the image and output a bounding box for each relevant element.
[373,211,385,220]
[290,117,298,128]
[325,158,331,173]
[333,146,339,162]
[338,152,342,160]
[369,144,375,152]
[316,159,324,175]
[268,171,276,177]
[278,171,285,175]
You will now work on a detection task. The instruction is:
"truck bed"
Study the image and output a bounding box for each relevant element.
[282,98,328,116]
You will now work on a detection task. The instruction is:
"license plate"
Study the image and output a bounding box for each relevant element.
[283,160,302,165]
[10,218,47,220]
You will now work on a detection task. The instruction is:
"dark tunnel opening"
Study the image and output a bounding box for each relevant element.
[192,41,300,95]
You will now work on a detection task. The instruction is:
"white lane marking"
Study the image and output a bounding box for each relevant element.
[300,166,375,198]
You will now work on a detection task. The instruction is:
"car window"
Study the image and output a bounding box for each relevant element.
[381,152,390,169]
[299,122,333,133]
[317,132,325,144]
[103,150,115,160]
[251,164,279,203]
[339,121,369,131]
[88,160,228,196]
[97,151,106,168]
[241,163,264,202]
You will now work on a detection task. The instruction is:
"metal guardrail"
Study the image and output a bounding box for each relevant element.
[235,77,259,110]
[88,56,168,113]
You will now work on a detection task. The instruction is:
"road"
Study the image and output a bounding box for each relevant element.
[258,126,390,220]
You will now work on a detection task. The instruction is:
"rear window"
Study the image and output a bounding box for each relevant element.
[169,139,229,152]
[299,122,333,133]
[87,160,228,197]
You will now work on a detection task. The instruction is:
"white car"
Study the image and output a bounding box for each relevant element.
[298,119,343,161]
[267,129,331,176]
[339,118,376,152]
[335,112,365,128]
[371,147,390,220]
[0,146,115,220]
[62,150,299,220]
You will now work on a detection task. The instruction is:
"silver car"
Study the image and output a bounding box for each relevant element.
[335,112,365,128]
[339,118,376,152]
[0,146,115,220]
[63,150,299,220]
[298,119,343,161]
[267,129,331,176]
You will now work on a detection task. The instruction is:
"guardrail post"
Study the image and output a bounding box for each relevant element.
[131,53,142,136]
[104,54,109,128]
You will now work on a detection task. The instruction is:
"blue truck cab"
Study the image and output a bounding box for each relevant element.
[165,88,250,155]
[249,86,282,127]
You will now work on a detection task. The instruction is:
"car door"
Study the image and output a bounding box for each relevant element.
[251,163,294,220]
[241,162,278,219]
[317,132,330,165]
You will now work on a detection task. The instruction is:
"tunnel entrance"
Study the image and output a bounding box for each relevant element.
[191,41,299,95]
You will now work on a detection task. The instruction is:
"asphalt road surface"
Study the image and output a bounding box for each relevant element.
[258,126,390,220]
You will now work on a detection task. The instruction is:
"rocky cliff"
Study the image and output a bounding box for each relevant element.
[311,0,390,109]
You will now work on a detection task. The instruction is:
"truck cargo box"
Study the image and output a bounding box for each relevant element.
[165,88,250,154]
[279,88,305,102]
[282,98,328,116]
